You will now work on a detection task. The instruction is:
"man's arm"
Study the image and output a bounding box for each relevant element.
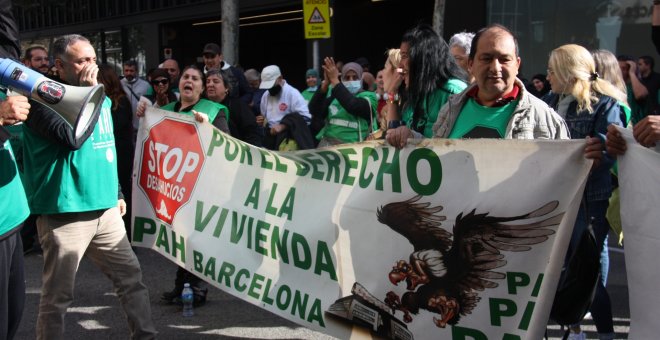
[633,115,660,147]
[627,61,649,100]
[24,100,97,150]
[290,90,311,122]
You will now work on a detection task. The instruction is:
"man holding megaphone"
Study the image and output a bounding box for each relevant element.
[0,1,31,338]
[20,35,157,339]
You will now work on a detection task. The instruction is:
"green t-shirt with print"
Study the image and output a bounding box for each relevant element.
[22,97,119,214]
[448,98,518,139]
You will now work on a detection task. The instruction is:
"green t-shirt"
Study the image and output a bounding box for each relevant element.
[0,139,30,236]
[316,89,378,143]
[402,78,467,138]
[448,98,519,139]
[22,97,119,214]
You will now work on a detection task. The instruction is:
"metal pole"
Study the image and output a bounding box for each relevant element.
[221,0,239,65]
[432,0,446,37]
[313,40,319,72]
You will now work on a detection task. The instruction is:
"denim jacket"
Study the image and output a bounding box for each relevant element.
[544,93,624,202]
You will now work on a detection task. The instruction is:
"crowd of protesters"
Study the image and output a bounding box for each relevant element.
[4,0,660,338]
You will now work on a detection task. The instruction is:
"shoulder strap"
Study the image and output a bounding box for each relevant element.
[124,83,140,101]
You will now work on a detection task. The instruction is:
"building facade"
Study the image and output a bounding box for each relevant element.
[14,0,656,90]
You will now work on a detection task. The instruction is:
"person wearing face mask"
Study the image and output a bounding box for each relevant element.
[301,68,319,103]
[258,65,314,150]
[309,59,378,146]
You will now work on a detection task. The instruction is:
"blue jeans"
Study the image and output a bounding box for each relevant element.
[568,200,613,334]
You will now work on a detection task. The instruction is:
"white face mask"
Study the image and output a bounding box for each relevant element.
[342,80,361,94]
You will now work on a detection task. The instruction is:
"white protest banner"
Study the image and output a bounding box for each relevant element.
[132,108,591,340]
[613,126,660,339]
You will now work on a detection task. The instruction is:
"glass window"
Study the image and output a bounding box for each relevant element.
[488,0,656,80]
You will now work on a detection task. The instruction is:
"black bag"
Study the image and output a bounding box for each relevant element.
[550,223,600,326]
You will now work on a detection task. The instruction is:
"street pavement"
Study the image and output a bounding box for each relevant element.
[15,240,629,339]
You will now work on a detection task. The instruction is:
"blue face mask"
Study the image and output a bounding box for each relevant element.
[342,80,361,94]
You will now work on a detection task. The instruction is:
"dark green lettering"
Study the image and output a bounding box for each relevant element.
[255,220,270,255]
[271,226,289,263]
[376,147,401,192]
[359,147,377,188]
[234,269,250,292]
[218,261,236,287]
[207,129,225,156]
[133,217,156,242]
[337,148,358,185]
[248,273,266,299]
[489,298,517,326]
[292,233,312,270]
[407,148,442,195]
[507,272,530,295]
[314,241,337,281]
[194,201,218,232]
[317,150,341,183]
[244,179,261,209]
[291,291,309,319]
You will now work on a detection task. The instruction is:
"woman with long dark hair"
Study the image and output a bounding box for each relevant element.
[385,24,468,145]
[97,64,134,236]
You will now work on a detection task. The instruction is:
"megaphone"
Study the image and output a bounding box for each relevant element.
[0,58,105,145]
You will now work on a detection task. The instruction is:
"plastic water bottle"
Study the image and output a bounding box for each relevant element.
[181,283,194,317]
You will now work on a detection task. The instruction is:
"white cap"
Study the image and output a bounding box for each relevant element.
[259,65,282,89]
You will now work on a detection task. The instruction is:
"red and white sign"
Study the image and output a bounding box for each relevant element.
[137,118,205,225]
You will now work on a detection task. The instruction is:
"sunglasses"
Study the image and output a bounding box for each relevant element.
[151,79,169,85]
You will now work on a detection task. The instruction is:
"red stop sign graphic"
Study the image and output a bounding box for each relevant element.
[138,119,205,225]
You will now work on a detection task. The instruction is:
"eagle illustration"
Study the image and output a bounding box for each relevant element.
[377,195,563,328]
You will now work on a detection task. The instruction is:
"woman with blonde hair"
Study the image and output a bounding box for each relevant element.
[544,44,624,340]
[369,48,401,139]
[592,49,631,125]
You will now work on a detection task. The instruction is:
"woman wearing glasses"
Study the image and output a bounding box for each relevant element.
[136,68,179,116]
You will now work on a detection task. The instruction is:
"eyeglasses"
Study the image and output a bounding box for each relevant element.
[547,69,555,75]
[151,79,169,85]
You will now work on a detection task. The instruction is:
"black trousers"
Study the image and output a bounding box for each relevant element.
[0,230,25,340]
